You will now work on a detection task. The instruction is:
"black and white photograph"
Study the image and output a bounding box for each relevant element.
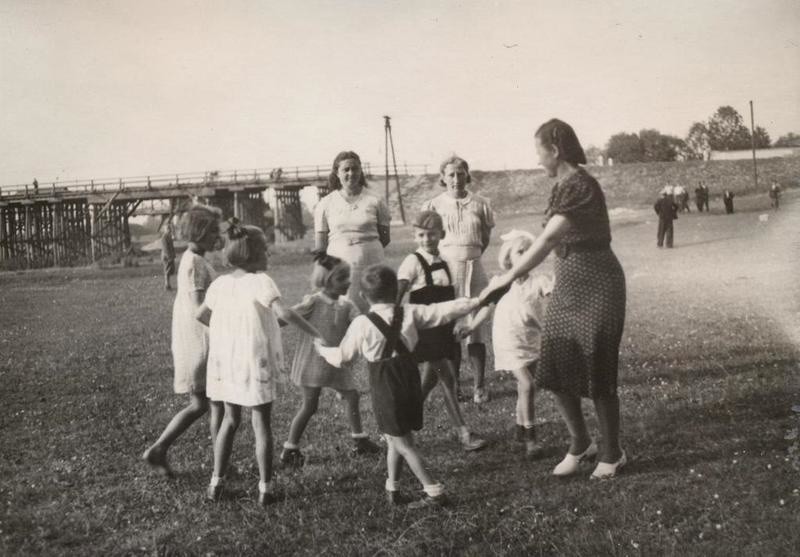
[1,1,798,554]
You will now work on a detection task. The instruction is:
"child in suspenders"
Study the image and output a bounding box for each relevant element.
[315,264,481,508]
[396,211,487,451]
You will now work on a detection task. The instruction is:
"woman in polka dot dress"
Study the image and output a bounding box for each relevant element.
[481,119,627,480]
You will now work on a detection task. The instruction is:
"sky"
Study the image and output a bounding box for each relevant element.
[1,0,799,186]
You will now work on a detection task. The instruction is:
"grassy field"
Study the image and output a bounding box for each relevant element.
[1,190,798,555]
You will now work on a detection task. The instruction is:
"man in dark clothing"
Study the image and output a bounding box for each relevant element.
[654,192,678,248]
[723,190,735,214]
[160,222,176,290]
[695,183,704,212]
[701,184,710,212]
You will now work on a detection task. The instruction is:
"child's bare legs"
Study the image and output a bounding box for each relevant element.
[144,392,209,473]
[461,342,488,403]
[386,437,404,485]
[387,433,435,487]
[337,388,364,434]
[213,403,241,479]
[251,403,273,485]
[553,391,592,454]
[286,387,321,446]
[511,366,535,427]
[593,393,623,463]
[423,360,467,429]
[420,364,440,401]
[209,400,224,448]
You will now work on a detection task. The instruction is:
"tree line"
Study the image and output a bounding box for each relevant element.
[595,105,800,164]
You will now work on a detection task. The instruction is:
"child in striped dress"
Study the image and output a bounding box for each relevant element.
[280,254,380,467]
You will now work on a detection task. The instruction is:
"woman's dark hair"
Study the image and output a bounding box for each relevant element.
[438,155,471,188]
[328,151,368,190]
[535,119,587,165]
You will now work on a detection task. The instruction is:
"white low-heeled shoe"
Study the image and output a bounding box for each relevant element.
[552,441,599,476]
[590,450,627,480]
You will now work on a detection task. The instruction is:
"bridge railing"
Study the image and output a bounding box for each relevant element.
[0,163,430,199]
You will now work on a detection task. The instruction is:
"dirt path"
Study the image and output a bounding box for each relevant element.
[611,191,800,349]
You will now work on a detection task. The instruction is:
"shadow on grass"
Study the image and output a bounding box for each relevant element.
[623,383,795,476]
[621,353,798,387]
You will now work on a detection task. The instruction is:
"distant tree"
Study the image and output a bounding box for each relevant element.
[707,106,751,150]
[685,122,710,160]
[606,132,644,163]
[774,132,800,147]
[752,126,771,149]
[605,130,683,163]
[639,129,685,162]
[584,145,605,165]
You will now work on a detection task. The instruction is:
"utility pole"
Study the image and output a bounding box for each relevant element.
[383,116,406,224]
[749,100,758,190]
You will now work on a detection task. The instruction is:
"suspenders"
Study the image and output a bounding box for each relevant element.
[365,308,411,359]
[412,252,452,287]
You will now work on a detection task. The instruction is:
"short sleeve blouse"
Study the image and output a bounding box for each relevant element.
[421,192,494,249]
[544,168,611,246]
[314,190,391,245]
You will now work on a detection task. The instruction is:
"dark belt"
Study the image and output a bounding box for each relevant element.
[555,241,610,259]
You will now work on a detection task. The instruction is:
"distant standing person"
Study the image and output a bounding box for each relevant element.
[314,151,391,312]
[422,155,495,404]
[723,190,735,214]
[769,182,781,211]
[701,183,710,212]
[32,178,39,195]
[160,221,176,290]
[654,192,678,248]
[674,184,690,212]
[694,182,704,212]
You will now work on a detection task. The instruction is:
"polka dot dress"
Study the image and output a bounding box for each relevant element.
[536,248,626,399]
[536,168,626,399]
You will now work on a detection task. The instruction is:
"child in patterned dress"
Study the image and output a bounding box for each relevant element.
[280,254,380,467]
[198,221,323,506]
[461,230,552,458]
[315,265,481,508]
[143,204,223,476]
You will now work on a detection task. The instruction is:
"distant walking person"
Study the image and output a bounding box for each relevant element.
[723,190,735,214]
[160,221,176,290]
[654,192,678,248]
[32,178,39,195]
[769,182,781,211]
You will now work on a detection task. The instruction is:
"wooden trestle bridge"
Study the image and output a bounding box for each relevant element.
[0,163,426,270]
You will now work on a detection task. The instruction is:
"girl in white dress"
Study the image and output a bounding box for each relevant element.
[143,204,223,476]
[198,221,323,506]
[462,230,552,457]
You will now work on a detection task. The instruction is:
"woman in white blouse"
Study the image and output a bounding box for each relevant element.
[422,155,495,403]
[314,151,391,312]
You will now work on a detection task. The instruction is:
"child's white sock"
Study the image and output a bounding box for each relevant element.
[283,441,299,450]
[350,432,368,439]
[522,422,534,428]
[210,475,224,487]
[385,478,398,492]
[258,481,270,494]
[423,483,444,498]
[458,426,470,442]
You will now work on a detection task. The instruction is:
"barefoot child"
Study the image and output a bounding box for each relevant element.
[462,230,552,457]
[198,221,323,506]
[396,211,487,452]
[280,253,380,467]
[143,204,223,476]
[315,264,481,507]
